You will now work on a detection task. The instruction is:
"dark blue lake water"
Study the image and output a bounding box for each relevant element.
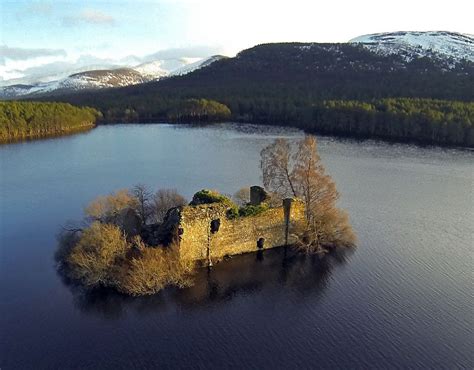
[1,123,472,369]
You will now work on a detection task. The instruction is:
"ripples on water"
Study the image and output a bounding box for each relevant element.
[0,123,472,368]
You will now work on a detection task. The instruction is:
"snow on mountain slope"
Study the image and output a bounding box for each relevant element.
[3,33,470,99]
[0,55,225,98]
[0,68,147,98]
[132,61,168,80]
[350,31,474,63]
[0,83,56,98]
[130,56,223,80]
[61,68,147,89]
[169,55,226,76]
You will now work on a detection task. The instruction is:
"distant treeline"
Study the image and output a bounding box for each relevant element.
[0,101,100,142]
[167,98,231,122]
[94,96,474,147]
[283,99,474,147]
[112,98,232,123]
[37,43,473,147]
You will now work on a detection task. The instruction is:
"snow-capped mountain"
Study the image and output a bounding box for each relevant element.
[350,31,474,64]
[170,55,226,76]
[2,31,471,99]
[132,61,168,79]
[0,68,147,98]
[0,55,225,99]
[132,56,226,79]
[64,68,147,88]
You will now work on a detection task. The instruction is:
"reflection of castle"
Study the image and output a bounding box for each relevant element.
[160,186,305,265]
[65,247,353,318]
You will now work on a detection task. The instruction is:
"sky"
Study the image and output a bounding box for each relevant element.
[1,0,473,85]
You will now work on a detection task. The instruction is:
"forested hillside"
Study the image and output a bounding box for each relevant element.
[0,101,100,142]
[32,43,474,146]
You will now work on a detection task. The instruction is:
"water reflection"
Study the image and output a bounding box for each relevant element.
[58,247,354,318]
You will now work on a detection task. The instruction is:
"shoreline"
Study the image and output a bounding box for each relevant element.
[2,121,473,151]
[98,120,474,150]
[0,123,95,145]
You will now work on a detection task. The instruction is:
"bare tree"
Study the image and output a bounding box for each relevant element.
[260,136,356,252]
[260,138,297,198]
[292,136,339,222]
[292,136,355,250]
[131,184,153,225]
[266,191,283,208]
[85,189,137,224]
[152,189,187,223]
[233,187,250,206]
[296,208,356,253]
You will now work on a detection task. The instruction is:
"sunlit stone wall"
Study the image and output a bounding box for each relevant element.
[174,200,305,263]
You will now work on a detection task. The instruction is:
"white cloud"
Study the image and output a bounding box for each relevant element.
[140,46,224,70]
[0,46,66,64]
[62,10,115,26]
[143,46,223,61]
[0,68,25,83]
[0,55,120,86]
[4,0,472,87]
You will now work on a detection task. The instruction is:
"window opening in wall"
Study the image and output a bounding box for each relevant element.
[210,219,220,233]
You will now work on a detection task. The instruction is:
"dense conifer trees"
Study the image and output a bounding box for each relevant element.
[0,101,99,142]
[8,43,473,146]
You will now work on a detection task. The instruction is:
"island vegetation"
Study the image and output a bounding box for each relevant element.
[57,135,355,295]
[261,136,356,251]
[166,99,231,122]
[0,101,100,142]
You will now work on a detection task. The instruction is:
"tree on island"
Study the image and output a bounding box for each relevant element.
[152,189,187,223]
[56,137,355,296]
[261,136,356,252]
[131,184,153,226]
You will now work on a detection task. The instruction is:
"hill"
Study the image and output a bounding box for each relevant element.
[19,33,474,146]
[349,31,473,65]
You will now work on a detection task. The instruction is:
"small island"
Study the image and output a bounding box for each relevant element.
[57,136,356,295]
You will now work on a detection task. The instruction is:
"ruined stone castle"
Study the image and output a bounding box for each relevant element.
[156,186,306,265]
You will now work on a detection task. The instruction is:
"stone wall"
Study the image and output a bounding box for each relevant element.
[175,199,305,263]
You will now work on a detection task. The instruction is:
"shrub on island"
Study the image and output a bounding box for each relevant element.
[190,189,235,206]
[57,187,193,296]
[57,135,356,296]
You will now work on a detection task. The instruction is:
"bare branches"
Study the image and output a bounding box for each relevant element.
[232,187,250,206]
[82,185,187,227]
[152,189,187,223]
[260,138,297,198]
[84,189,137,224]
[260,135,356,252]
[131,184,153,225]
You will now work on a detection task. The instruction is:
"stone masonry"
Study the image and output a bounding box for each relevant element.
[160,187,305,264]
